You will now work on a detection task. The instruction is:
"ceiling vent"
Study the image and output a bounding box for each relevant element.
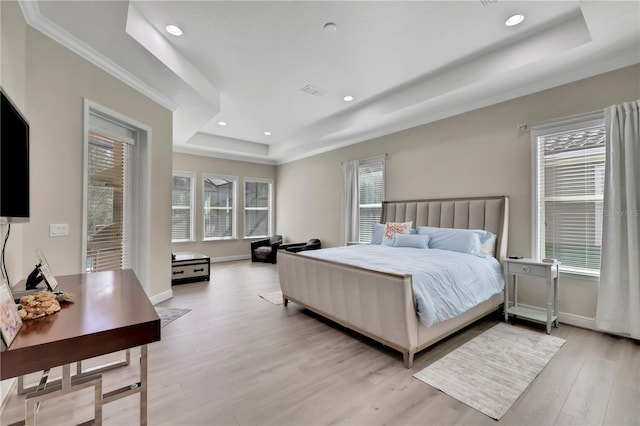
[480,0,497,5]
[300,84,327,97]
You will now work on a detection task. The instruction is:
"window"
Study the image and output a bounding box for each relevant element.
[84,114,134,272]
[244,178,273,238]
[172,171,195,242]
[203,174,237,240]
[358,157,385,242]
[532,115,605,276]
[83,100,152,289]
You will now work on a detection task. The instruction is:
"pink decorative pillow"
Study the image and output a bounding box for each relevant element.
[382,221,413,246]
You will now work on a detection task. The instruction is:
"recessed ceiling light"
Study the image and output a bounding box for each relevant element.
[343,95,354,102]
[323,22,337,33]
[218,121,227,126]
[505,14,525,27]
[264,131,272,136]
[166,24,183,36]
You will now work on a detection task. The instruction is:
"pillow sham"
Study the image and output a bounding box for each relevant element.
[392,233,430,249]
[416,226,488,255]
[370,223,385,245]
[381,221,413,246]
[480,234,497,257]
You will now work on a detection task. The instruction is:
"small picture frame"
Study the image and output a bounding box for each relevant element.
[36,249,58,291]
[0,276,23,348]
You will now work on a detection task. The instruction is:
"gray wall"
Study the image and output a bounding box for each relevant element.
[276,64,640,321]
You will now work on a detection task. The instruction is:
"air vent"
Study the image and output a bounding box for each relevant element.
[300,84,327,97]
[480,0,497,5]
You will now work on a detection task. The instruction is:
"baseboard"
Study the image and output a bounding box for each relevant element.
[515,302,596,330]
[558,311,596,330]
[210,254,250,263]
[150,289,173,305]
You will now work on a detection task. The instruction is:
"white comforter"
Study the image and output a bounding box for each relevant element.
[300,245,504,327]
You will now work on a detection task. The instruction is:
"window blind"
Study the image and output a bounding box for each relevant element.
[535,122,605,275]
[86,131,130,272]
[172,172,195,242]
[203,175,236,239]
[244,180,272,238]
[358,158,385,242]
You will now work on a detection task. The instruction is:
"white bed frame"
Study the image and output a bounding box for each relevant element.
[278,196,509,368]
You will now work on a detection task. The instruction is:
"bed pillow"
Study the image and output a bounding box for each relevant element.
[417,227,495,244]
[381,221,413,246]
[370,223,385,245]
[416,226,486,255]
[392,233,430,249]
[480,234,497,257]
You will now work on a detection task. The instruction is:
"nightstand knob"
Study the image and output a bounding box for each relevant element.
[522,266,530,273]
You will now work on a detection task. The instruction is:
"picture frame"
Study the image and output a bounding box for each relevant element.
[36,248,58,291]
[0,276,23,348]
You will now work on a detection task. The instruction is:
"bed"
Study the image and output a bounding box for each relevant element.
[277,195,509,368]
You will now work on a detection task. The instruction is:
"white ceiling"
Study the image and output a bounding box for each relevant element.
[20,1,640,164]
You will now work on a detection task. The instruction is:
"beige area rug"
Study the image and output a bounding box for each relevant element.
[259,290,283,305]
[413,323,566,420]
[155,307,191,328]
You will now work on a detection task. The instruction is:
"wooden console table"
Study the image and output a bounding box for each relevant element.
[1,269,161,425]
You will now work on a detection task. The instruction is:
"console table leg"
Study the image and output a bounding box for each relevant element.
[24,364,102,426]
[140,345,148,426]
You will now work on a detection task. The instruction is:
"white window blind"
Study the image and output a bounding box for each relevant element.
[203,174,237,240]
[244,179,272,238]
[358,157,385,242]
[86,130,131,272]
[172,171,195,242]
[533,117,605,275]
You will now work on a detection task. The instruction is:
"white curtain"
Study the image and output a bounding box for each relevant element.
[596,100,640,339]
[340,160,359,246]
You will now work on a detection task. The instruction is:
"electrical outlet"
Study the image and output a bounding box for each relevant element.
[50,224,69,237]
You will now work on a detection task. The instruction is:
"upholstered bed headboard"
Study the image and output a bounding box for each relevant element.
[380,195,509,261]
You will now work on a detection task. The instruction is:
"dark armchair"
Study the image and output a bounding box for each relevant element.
[281,238,321,253]
[251,235,283,263]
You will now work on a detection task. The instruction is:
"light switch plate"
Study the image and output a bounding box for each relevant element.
[50,223,69,237]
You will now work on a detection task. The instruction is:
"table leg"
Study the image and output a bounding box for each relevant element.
[18,349,131,395]
[140,345,148,426]
[504,273,509,323]
[554,269,560,327]
[546,275,552,334]
[24,364,102,426]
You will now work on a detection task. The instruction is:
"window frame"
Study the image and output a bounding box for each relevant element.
[171,170,196,243]
[83,110,135,273]
[357,157,385,243]
[202,173,238,241]
[243,177,273,239]
[531,113,605,278]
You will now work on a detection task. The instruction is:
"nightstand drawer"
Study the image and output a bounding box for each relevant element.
[507,262,547,277]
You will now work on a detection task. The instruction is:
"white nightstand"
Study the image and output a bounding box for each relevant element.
[504,258,560,334]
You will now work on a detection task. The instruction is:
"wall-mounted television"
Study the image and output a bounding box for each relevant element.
[1,88,30,223]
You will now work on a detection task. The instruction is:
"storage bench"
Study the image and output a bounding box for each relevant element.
[171,252,210,285]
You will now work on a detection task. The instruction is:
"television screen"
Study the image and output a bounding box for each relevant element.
[0,89,30,223]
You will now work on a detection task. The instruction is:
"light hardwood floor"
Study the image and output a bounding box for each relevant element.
[2,260,639,425]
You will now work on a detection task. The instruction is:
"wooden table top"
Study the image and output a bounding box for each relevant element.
[1,269,161,380]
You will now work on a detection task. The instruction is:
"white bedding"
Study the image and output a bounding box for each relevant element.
[300,245,504,327]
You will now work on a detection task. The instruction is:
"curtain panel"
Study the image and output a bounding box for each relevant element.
[340,160,359,246]
[596,100,640,339]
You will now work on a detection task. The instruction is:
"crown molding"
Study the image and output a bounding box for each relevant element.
[18,1,178,112]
